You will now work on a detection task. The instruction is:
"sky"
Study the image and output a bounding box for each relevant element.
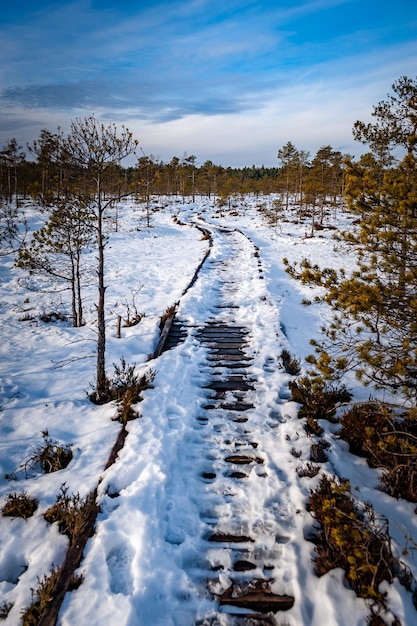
[0,0,416,167]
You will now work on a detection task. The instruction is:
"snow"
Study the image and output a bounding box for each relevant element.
[0,195,416,625]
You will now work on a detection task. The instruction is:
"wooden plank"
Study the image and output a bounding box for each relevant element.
[208,533,254,543]
[205,381,254,391]
[209,348,248,356]
[219,584,295,613]
[198,336,245,343]
[224,455,264,465]
[202,327,246,332]
[153,312,176,357]
[221,402,254,411]
[207,351,252,358]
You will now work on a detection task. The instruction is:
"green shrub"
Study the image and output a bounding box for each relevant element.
[115,385,141,423]
[308,475,395,606]
[289,375,351,423]
[89,358,156,411]
[340,402,417,502]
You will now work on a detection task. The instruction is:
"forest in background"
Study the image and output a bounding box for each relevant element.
[0,135,345,208]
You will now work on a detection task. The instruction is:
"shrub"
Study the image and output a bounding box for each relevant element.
[44,484,97,544]
[281,349,301,375]
[123,312,143,327]
[0,601,13,620]
[308,475,396,607]
[39,311,67,323]
[35,432,73,474]
[110,357,138,396]
[305,415,324,436]
[5,431,72,479]
[339,402,393,460]
[89,358,156,410]
[381,463,417,504]
[110,359,156,423]
[20,566,82,626]
[21,566,60,626]
[115,385,141,423]
[339,402,417,502]
[310,440,329,463]
[2,492,38,519]
[289,376,351,422]
[121,289,144,327]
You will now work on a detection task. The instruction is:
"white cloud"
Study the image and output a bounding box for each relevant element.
[0,0,416,166]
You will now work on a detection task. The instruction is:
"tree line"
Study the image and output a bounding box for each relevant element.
[0,135,347,204]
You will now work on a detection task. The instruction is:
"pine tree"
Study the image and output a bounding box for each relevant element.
[294,149,310,209]
[291,76,417,400]
[28,129,64,200]
[0,139,25,207]
[0,198,19,256]
[311,146,344,224]
[277,142,299,209]
[353,75,417,161]
[17,196,95,327]
[62,115,138,401]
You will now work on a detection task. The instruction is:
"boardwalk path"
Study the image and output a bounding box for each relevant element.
[155,225,301,624]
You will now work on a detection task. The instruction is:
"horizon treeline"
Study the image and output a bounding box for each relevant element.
[0,134,348,205]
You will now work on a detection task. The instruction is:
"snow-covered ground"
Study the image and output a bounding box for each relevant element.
[0,196,416,625]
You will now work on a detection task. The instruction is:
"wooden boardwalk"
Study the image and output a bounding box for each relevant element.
[158,227,296,623]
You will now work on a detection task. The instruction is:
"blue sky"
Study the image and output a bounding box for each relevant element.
[0,0,416,166]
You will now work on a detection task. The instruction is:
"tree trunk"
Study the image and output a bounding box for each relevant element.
[76,250,83,327]
[96,202,107,400]
[7,166,12,204]
[70,257,77,328]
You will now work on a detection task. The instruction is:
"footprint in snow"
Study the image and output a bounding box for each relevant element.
[106,544,133,595]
